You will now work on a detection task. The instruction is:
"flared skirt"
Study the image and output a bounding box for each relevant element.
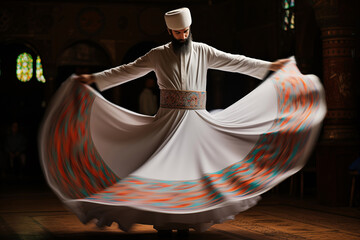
[39,58,326,231]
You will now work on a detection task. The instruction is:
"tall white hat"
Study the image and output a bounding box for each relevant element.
[164,7,192,30]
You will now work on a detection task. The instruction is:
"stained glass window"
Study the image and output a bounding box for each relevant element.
[16,52,33,82]
[283,0,295,31]
[36,56,46,83]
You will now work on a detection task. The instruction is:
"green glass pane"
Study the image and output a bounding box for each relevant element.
[16,52,33,82]
[36,56,46,83]
[284,0,289,9]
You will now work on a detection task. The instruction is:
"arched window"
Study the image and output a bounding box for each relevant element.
[16,52,33,82]
[16,52,46,83]
[36,56,46,83]
[283,0,295,31]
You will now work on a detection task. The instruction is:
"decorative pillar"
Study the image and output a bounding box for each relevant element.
[312,0,359,206]
[321,27,357,140]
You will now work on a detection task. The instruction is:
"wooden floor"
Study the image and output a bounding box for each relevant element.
[1,178,359,240]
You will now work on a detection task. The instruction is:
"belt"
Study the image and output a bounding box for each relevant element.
[160,89,206,109]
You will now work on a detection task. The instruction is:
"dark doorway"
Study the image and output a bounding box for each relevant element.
[0,42,46,179]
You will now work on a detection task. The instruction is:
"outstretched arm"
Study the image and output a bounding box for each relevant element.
[206,44,290,79]
[206,45,271,79]
[74,50,155,91]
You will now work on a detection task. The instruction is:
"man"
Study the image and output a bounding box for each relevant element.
[74,6,289,235]
[46,7,324,237]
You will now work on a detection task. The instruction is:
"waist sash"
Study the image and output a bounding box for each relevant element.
[160,89,206,109]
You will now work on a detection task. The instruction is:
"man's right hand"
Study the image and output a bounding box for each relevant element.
[74,74,95,84]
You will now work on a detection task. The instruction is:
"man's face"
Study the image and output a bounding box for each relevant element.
[170,27,190,42]
[169,27,192,53]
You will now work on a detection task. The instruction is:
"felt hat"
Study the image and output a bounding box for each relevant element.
[164,7,192,30]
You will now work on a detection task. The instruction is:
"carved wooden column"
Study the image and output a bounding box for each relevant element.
[312,0,359,205]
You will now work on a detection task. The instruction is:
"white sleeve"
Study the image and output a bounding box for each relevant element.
[92,50,155,91]
[206,45,271,80]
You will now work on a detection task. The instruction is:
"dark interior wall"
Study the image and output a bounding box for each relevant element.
[236,0,280,59]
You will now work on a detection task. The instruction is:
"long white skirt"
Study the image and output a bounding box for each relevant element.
[39,58,326,231]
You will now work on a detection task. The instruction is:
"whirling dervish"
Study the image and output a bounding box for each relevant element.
[39,7,326,236]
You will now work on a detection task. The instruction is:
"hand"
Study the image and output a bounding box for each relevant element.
[269,59,290,71]
[74,74,95,85]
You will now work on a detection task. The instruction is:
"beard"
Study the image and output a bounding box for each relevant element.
[171,31,192,54]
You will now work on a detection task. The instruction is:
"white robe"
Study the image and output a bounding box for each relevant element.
[93,41,271,92]
[39,41,326,232]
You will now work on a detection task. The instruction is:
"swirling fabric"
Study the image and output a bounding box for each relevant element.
[39,57,326,231]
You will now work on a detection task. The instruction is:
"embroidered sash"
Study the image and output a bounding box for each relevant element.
[160,89,206,109]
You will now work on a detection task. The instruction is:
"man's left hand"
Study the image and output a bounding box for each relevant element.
[269,59,290,71]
